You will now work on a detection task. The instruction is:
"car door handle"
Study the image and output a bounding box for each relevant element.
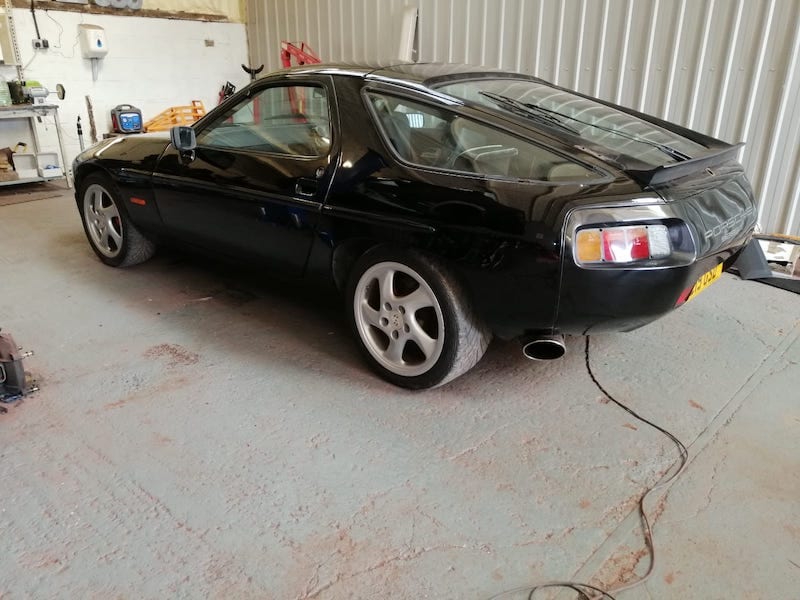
[295,178,318,197]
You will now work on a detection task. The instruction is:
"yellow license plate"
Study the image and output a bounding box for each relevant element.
[687,263,724,301]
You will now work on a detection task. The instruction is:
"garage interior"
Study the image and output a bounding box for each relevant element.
[1,1,799,599]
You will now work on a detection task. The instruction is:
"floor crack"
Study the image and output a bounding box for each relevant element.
[294,543,480,600]
[445,423,510,461]
[660,454,727,525]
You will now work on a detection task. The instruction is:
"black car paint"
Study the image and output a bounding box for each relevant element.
[73,63,756,339]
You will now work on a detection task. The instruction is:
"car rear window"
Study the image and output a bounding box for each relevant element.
[366,92,603,183]
[435,79,708,167]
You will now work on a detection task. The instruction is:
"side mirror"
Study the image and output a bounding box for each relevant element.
[170,125,197,152]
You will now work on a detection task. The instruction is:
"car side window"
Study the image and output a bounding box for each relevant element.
[366,92,599,182]
[196,85,331,157]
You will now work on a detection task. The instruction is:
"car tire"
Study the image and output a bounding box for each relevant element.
[78,173,156,267]
[346,246,491,389]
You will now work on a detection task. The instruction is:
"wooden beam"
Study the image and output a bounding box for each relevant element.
[10,0,229,23]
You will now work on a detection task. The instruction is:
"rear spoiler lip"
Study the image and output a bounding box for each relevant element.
[625,143,745,186]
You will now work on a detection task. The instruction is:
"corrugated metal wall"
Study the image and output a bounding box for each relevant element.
[247,0,800,235]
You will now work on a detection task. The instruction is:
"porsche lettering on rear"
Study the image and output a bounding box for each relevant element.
[704,206,755,244]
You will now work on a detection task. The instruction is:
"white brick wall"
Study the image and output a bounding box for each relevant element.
[1,9,249,171]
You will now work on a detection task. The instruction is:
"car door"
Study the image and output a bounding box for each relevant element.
[152,76,337,274]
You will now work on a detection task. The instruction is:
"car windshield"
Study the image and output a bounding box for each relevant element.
[435,79,709,167]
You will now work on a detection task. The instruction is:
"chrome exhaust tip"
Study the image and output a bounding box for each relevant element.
[521,334,566,361]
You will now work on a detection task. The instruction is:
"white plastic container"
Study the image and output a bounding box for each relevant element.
[14,153,38,179]
[78,24,108,58]
[36,152,62,178]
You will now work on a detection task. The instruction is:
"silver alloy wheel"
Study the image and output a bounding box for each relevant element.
[83,183,123,258]
[353,261,445,377]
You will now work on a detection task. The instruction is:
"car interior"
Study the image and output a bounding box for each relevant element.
[196,85,332,157]
[368,93,600,183]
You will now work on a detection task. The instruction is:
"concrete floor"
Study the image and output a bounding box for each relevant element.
[1,190,798,599]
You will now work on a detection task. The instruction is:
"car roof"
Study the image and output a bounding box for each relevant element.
[284,62,541,91]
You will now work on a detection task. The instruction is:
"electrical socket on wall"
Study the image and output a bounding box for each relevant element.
[32,39,49,50]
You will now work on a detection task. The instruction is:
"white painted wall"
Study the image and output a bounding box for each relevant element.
[0,9,249,172]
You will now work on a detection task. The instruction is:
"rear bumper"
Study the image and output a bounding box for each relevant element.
[464,227,751,339]
[554,230,751,334]
[552,163,757,334]
[464,165,757,339]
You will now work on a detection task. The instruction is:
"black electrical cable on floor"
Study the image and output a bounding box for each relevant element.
[488,336,689,600]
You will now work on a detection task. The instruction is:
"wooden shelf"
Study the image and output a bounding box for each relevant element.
[0,175,66,185]
[9,0,229,22]
[0,104,71,188]
[0,175,65,186]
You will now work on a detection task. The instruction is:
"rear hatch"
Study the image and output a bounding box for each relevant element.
[649,159,756,258]
[431,75,758,255]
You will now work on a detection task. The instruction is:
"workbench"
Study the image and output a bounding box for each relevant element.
[0,104,71,188]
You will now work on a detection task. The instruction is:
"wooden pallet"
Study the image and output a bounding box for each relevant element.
[144,100,205,132]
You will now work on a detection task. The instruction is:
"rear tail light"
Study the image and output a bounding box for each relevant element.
[575,224,671,265]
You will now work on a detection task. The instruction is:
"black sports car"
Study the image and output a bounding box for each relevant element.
[74,63,756,389]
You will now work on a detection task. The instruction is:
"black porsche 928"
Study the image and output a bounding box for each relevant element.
[73,63,757,389]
